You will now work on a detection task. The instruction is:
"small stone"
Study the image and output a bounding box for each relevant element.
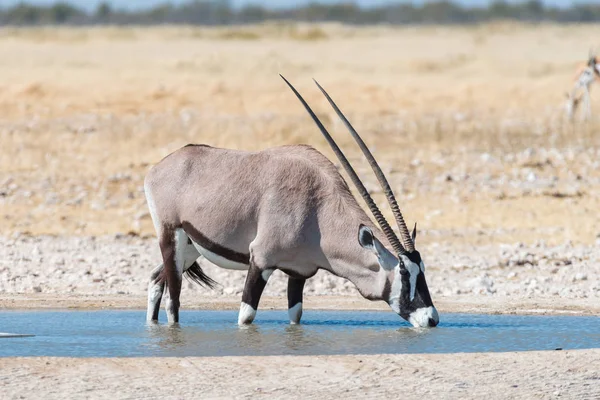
[573,273,587,281]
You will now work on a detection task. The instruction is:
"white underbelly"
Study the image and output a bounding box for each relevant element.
[190,239,249,271]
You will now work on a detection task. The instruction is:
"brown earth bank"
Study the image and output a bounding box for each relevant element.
[1,350,599,400]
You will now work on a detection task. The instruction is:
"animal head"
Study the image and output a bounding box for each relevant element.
[281,75,439,328]
[358,223,438,328]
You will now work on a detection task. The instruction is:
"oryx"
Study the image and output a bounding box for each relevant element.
[143,76,439,328]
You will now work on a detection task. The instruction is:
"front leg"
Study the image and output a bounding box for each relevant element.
[238,266,273,325]
[287,277,306,324]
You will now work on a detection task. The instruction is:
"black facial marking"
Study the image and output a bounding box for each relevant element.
[182,222,250,265]
[396,250,434,320]
[404,250,422,265]
[381,277,392,302]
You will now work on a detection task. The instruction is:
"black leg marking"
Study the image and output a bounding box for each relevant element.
[287,277,305,309]
[287,277,305,324]
[239,266,272,325]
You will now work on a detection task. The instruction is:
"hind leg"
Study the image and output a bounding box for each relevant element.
[161,228,201,323]
[146,263,165,322]
[287,277,306,324]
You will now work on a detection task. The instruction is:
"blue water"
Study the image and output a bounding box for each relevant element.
[0,310,598,357]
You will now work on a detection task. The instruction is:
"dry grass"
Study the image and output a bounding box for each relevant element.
[1,23,600,245]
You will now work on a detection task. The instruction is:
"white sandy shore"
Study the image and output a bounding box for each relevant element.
[1,350,599,400]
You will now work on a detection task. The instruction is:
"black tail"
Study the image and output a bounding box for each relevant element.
[184,261,218,290]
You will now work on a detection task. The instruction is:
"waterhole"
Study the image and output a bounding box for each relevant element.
[0,310,598,357]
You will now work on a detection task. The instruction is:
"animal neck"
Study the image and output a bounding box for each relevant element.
[340,259,390,302]
[320,216,391,302]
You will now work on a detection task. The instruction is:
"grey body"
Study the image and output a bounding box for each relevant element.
[147,143,381,276]
[144,77,439,328]
[145,144,390,324]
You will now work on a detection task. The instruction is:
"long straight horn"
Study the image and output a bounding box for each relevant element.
[313,79,415,252]
[280,75,406,255]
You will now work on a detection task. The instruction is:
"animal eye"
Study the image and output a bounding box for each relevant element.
[399,268,409,276]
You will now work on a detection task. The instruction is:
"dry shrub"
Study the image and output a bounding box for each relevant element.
[1,23,600,243]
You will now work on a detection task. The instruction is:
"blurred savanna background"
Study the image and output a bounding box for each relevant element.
[1,0,600,247]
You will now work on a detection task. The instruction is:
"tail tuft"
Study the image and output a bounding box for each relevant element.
[184,261,218,290]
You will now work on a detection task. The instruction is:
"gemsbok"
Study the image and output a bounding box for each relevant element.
[566,49,600,121]
[143,75,439,328]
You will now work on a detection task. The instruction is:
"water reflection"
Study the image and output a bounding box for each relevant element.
[139,314,472,356]
[2,310,597,357]
[144,322,187,352]
[283,324,315,351]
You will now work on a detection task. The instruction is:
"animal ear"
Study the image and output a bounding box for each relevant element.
[358,224,397,270]
[358,224,375,251]
[411,222,417,245]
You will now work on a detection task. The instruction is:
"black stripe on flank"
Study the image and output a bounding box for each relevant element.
[183,143,212,148]
[182,222,250,265]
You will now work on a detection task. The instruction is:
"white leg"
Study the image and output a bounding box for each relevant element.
[147,263,165,322]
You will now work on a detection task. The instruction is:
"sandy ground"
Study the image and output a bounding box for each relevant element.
[1,25,600,399]
[1,350,599,400]
[2,24,600,243]
[1,234,599,400]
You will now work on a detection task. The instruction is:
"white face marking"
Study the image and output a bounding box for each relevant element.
[261,269,273,281]
[403,257,420,302]
[408,306,439,328]
[238,302,256,325]
[288,302,303,325]
[190,240,248,271]
[389,256,423,313]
